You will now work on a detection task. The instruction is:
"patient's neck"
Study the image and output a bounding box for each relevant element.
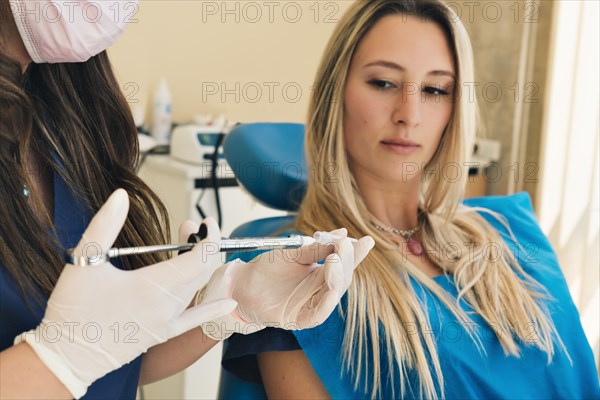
[354,172,421,231]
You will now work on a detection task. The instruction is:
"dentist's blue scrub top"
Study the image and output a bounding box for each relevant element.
[0,171,141,399]
[223,193,600,399]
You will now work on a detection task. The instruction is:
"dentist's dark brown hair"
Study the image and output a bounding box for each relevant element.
[0,0,170,305]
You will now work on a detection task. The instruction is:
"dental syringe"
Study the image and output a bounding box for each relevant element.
[108,232,357,257]
[108,235,314,257]
[67,232,357,266]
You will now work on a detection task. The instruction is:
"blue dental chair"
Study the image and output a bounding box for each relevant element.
[218,122,308,399]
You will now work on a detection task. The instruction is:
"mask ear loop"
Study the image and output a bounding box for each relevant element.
[8,0,44,63]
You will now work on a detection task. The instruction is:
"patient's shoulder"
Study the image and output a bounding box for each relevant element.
[463,192,539,234]
[463,193,569,296]
[462,192,550,252]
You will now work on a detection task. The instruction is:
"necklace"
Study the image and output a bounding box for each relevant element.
[373,222,424,256]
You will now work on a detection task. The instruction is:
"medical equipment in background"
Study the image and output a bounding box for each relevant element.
[151,78,173,144]
[139,117,234,229]
[169,121,233,228]
[466,138,502,198]
[169,123,227,165]
[472,138,502,166]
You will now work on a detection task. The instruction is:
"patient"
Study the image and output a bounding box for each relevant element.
[222,0,600,398]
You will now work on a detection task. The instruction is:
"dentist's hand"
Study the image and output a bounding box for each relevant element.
[15,190,236,399]
[197,219,374,340]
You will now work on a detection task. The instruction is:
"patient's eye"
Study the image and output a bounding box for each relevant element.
[368,79,395,90]
[423,86,449,96]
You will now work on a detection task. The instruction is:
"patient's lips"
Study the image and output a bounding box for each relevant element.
[380,137,420,155]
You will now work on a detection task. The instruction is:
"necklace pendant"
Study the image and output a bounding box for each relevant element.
[407,238,424,256]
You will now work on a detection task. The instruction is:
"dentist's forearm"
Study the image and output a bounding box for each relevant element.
[0,343,73,399]
[139,327,219,385]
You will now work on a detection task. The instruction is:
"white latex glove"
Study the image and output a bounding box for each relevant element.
[14,190,236,399]
[198,220,374,340]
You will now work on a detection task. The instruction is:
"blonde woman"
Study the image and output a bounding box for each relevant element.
[222,0,600,398]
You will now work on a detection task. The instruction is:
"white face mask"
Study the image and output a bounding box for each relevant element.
[9,0,138,63]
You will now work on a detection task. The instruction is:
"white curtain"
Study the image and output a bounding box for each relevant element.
[536,0,599,367]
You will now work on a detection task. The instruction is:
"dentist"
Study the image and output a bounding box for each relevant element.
[0,1,374,398]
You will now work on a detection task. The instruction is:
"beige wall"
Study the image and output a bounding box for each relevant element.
[108,1,352,124]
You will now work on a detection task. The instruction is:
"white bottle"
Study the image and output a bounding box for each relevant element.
[151,78,172,144]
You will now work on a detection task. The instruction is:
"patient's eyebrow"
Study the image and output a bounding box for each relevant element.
[364,60,455,80]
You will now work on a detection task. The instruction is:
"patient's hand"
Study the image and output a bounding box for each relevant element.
[197,220,374,340]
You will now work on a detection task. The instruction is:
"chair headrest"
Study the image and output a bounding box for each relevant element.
[223,123,307,211]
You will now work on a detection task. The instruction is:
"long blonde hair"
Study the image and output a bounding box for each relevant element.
[295,1,565,398]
